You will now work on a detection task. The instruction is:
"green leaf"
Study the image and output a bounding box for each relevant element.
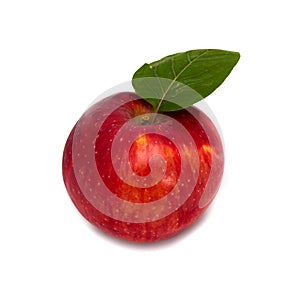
[132,49,240,112]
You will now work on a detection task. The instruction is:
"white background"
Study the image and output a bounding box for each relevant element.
[1,0,299,299]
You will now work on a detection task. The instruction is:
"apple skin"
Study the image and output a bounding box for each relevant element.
[62,92,224,242]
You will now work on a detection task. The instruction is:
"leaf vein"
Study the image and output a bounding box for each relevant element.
[154,50,209,113]
[171,57,177,78]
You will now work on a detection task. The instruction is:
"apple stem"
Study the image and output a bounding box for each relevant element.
[141,115,151,125]
[151,97,166,123]
[153,98,164,114]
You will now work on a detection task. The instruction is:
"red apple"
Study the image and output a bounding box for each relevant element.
[62,92,224,242]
